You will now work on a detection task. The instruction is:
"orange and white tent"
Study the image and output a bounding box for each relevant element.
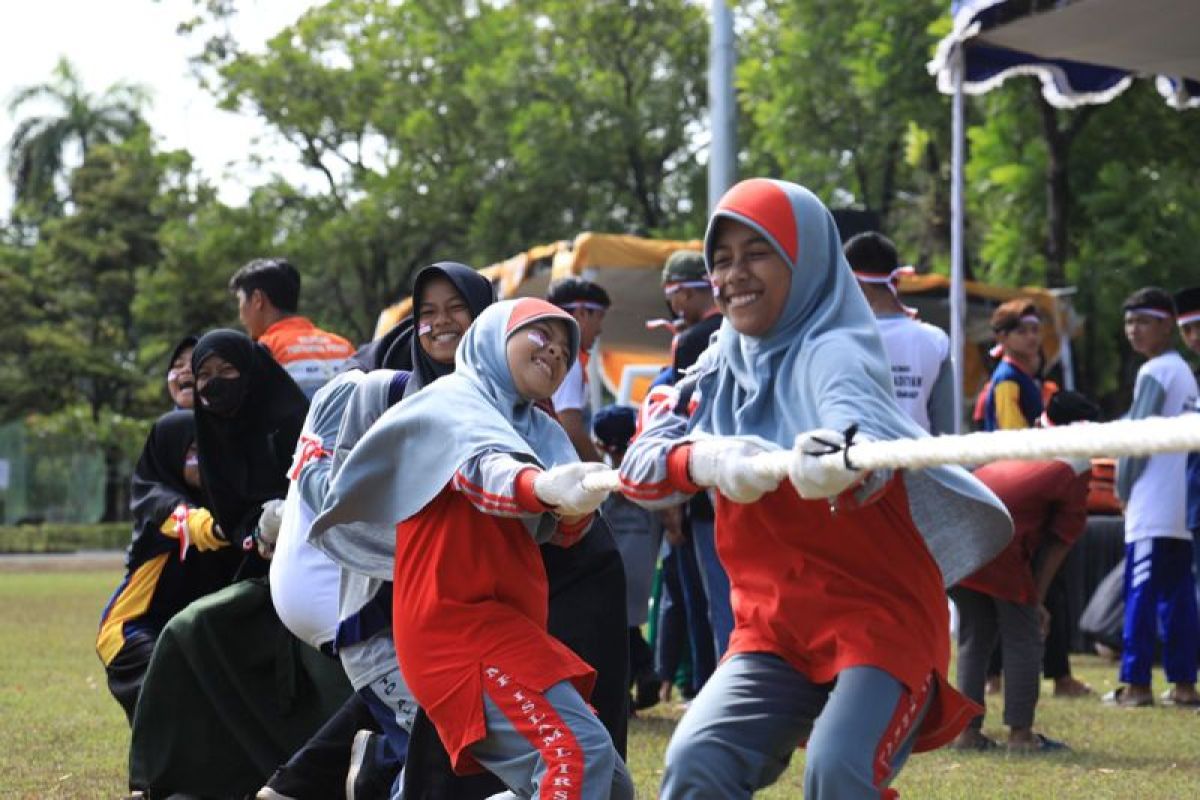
[374,233,1076,409]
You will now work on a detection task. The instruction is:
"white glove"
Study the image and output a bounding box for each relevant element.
[256,498,285,547]
[533,462,611,517]
[789,428,868,499]
[688,438,781,504]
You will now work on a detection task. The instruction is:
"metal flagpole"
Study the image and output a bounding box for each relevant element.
[949,44,967,434]
[708,0,736,212]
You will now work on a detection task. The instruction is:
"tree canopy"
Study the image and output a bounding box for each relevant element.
[2,0,1199,520]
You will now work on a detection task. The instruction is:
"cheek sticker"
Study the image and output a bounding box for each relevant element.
[526,330,548,348]
[418,323,433,336]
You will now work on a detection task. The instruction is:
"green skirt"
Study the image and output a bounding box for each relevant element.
[129,578,351,798]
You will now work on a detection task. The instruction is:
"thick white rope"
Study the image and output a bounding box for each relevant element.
[580,415,1200,494]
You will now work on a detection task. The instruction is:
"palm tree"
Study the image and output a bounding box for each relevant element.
[6,57,150,217]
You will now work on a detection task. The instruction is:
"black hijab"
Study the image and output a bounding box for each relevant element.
[403,262,495,395]
[126,409,245,604]
[165,335,198,408]
[343,262,494,380]
[166,335,198,377]
[128,410,204,564]
[343,317,413,373]
[191,329,309,545]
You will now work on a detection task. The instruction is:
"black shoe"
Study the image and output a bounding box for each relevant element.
[347,729,396,800]
[633,671,661,711]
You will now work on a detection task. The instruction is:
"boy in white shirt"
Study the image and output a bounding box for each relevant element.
[845,232,953,434]
[1106,287,1200,708]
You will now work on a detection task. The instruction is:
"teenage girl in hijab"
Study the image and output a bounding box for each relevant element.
[96,410,239,723]
[619,179,1013,799]
[129,331,349,799]
[313,298,634,800]
[165,335,198,409]
[191,328,309,556]
[259,262,495,799]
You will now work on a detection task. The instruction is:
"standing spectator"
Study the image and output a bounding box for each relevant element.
[546,276,609,462]
[1174,286,1200,584]
[950,391,1099,752]
[662,249,722,377]
[659,250,732,664]
[1106,287,1200,708]
[845,232,953,434]
[978,298,1085,698]
[544,275,632,752]
[593,404,664,712]
[164,335,197,409]
[230,257,355,398]
[981,299,1046,432]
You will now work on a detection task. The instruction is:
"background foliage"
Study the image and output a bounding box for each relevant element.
[2,0,1198,521]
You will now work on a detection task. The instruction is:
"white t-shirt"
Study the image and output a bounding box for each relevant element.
[552,359,589,415]
[269,482,340,648]
[875,315,951,433]
[1122,351,1199,543]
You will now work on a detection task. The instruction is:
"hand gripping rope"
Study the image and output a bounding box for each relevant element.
[578,415,1200,495]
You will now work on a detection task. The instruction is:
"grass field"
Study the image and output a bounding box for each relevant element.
[2,567,1197,799]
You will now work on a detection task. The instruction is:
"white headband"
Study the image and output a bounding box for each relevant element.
[1177,310,1200,326]
[1125,306,1172,320]
[854,266,918,317]
[560,301,608,313]
[852,265,915,285]
[663,280,712,296]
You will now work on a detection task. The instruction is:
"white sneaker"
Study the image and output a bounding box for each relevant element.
[255,788,297,800]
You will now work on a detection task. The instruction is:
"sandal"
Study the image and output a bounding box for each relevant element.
[951,731,999,751]
[1159,689,1200,707]
[1101,687,1154,708]
[1007,733,1069,754]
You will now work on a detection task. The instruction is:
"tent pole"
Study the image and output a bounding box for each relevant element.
[708,0,737,213]
[949,45,967,434]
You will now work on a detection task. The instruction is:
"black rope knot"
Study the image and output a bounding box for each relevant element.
[841,424,859,471]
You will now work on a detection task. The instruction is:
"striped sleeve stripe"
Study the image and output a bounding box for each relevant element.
[453,471,523,513]
[618,476,679,501]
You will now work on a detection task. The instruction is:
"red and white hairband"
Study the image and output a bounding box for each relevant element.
[853,266,918,317]
[1177,310,1200,326]
[1126,306,1173,320]
[645,318,682,332]
[663,280,713,296]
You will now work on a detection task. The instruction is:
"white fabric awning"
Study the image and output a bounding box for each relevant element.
[975,0,1200,81]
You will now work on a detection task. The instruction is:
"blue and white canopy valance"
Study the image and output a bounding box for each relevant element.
[930,0,1200,109]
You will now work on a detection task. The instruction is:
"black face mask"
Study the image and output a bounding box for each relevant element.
[198,377,247,417]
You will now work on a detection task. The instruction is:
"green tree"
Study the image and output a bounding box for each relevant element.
[737,0,948,248]
[14,133,201,520]
[178,0,709,340]
[966,81,1200,408]
[6,57,149,220]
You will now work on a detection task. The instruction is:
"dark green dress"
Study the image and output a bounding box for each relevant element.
[128,579,351,798]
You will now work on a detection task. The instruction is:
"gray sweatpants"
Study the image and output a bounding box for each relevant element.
[949,585,1042,730]
[470,677,634,800]
[661,653,933,799]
